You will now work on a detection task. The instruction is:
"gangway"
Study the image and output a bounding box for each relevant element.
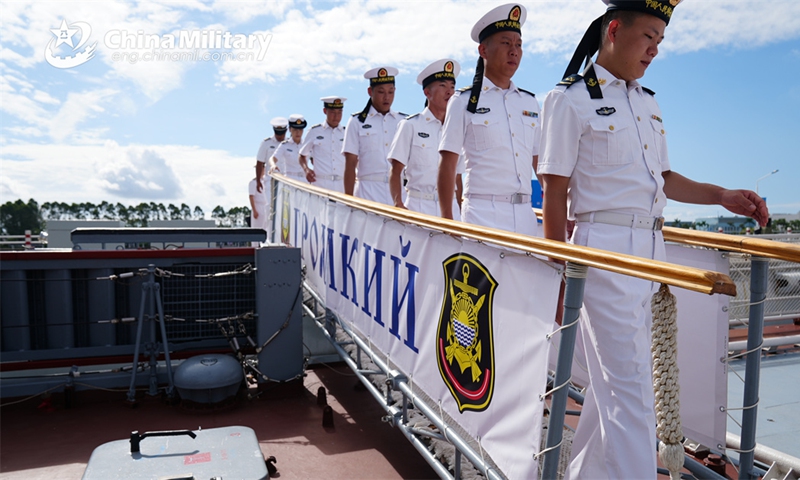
[270,173,800,480]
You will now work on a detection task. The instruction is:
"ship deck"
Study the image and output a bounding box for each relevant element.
[0,362,438,480]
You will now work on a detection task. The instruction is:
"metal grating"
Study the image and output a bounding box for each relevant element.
[160,263,256,342]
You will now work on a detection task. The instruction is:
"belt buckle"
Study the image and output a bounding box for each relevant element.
[511,193,525,204]
[654,216,665,231]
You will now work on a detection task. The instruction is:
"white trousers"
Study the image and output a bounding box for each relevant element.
[250,202,270,244]
[461,196,541,237]
[354,179,392,206]
[404,196,461,222]
[565,222,665,480]
[314,177,344,194]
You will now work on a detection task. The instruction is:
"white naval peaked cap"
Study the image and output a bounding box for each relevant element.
[270,116,288,129]
[417,59,460,87]
[287,113,307,129]
[363,66,399,86]
[320,96,347,109]
[470,4,526,43]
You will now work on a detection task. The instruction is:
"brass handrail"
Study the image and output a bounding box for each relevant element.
[530,208,800,263]
[273,175,736,296]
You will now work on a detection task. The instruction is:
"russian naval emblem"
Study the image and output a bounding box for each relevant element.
[436,253,498,412]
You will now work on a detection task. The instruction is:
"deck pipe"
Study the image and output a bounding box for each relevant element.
[738,256,768,480]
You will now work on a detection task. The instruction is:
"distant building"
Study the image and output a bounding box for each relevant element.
[693,216,757,234]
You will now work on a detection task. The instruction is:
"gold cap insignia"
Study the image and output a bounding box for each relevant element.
[509,5,521,21]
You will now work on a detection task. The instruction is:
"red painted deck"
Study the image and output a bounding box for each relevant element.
[0,363,438,480]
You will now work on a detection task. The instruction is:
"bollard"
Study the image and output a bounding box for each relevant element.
[24,230,32,249]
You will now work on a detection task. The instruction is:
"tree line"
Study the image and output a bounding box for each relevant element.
[0,199,252,234]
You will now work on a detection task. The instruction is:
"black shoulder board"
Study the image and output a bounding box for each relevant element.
[458,86,471,92]
[398,112,407,117]
[351,112,359,117]
[642,87,656,96]
[406,113,420,119]
[557,74,583,88]
[311,123,322,128]
[519,88,535,97]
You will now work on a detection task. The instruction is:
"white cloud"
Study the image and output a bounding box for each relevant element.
[2,141,253,213]
[49,88,117,141]
[99,149,184,199]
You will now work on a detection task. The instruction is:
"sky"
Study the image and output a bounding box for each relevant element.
[1,0,799,223]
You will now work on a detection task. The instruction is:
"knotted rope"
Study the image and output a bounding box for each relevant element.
[651,283,683,480]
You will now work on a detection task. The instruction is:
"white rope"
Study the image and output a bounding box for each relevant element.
[651,283,683,480]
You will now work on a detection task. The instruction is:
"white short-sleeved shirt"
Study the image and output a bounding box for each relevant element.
[387,107,443,195]
[256,136,282,164]
[439,76,541,196]
[342,106,404,178]
[273,138,307,180]
[538,63,669,220]
[248,178,267,206]
[299,122,346,179]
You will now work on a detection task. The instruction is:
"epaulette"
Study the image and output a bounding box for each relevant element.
[519,88,535,97]
[351,112,360,117]
[642,87,656,96]
[310,123,322,128]
[557,74,582,88]
[458,86,471,93]
[397,112,408,117]
[280,139,290,144]
[405,113,420,120]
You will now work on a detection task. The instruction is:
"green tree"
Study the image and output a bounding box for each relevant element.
[0,199,43,235]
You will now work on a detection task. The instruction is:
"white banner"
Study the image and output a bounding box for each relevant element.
[665,243,729,451]
[276,182,561,479]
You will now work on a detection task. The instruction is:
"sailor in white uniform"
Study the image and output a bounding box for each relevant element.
[255,116,288,195]
[299,96,347,193]
[389,59,463,221]
[438,3,541,236]
[538,1,769,478]
[270,114,308,183]
[342,67,404,205]
[248,175,268,239]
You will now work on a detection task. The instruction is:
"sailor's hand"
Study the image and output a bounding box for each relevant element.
[256,180,263,193]
[721,189,769,227]
[268,165,280,175]
[305,170,316,183]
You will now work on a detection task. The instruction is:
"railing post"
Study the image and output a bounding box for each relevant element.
[738,256,768,480]
[541,262,588,479]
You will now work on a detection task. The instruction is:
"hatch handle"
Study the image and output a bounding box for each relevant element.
[130,429,197,454]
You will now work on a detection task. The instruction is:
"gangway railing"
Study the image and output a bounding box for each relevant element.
[533,209,800,479]
[271,175,744,479]
[659,227,799,479]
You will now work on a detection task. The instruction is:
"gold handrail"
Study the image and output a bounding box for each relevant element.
[661,227,800,263]
[273,175,736,296]
[530,208,800,263]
